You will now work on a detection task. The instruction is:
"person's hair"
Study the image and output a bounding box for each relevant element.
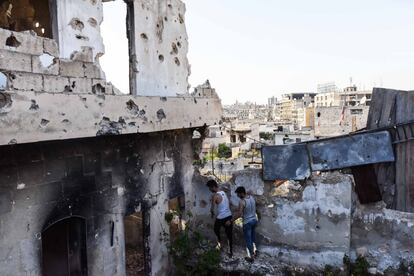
[235,186,246,195]
[206,179,218,188]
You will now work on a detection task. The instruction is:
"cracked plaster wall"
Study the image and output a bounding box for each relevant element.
[189,170,353,270]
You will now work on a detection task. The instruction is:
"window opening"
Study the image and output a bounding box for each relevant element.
[0,0,53,37]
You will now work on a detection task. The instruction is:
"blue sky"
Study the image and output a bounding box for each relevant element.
[101,0,414,104]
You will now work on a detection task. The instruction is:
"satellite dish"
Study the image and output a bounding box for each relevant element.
[360,96,367,105]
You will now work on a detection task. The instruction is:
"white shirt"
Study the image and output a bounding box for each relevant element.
[216,191,232,219]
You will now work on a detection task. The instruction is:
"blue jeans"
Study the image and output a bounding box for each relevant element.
[243,219,257,256]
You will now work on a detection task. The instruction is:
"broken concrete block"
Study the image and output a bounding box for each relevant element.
[32,55,59,75]
[84,63,105,79]
[69,77,92,94]
[0,29,43,55]
[0,50,32,72]
[43,75,70,93]
[70,46,94,63]
[59,60,85,77]
[43,38,59,57]
[9,72,43,91]
[92,79,113,95]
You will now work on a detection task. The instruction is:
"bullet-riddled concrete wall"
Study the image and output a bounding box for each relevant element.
[131,0,190,96]
[0,129,198,276]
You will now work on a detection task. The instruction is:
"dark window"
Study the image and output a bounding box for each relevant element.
[0,0,53,38]
[230,135,236,143]
[42,217,88,276]
[350,109,363,115]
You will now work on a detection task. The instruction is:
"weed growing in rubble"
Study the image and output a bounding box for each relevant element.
[166,211,221,276]
[343,254,370,276]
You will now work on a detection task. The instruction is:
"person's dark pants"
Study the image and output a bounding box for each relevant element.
[243,219,257,257]
[214,216,233,255]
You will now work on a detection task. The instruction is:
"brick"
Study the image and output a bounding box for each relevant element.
[43,75,70,93]
[69,77,92,94]
[9,72,43,91]
[32,55,59,75]
[59,60,85,77]
[43,37,59,57]
[0,49,31,72]
[84,63,105,79]
[0,29,43,55]
[70,46,93,63]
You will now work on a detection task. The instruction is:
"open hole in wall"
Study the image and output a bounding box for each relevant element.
[124,212,145,276]
[100,0,129,94]
[41,216,88,276]
[0,0,53,38]
[167,196,185,242]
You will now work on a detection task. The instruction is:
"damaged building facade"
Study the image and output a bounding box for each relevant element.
[0,0,222,275]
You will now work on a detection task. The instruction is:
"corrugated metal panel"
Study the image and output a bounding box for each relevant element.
[262,144,311,181]
[309,131,395,171]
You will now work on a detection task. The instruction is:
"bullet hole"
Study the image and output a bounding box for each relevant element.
[156,109,166,121]
[62,119,70,124]
[40,119,50,127]
[5,34,21,47]
[88,18,97,27]
[29,100,39,111]
[158,55,164,62]
[126,99,140,115]
[317,112,321,118]
[171,42,178,55]
[75,35,89,41]
[92,83,106,94]
[178,13,184,24]
[164,17,168,21]
[177,41,182,48]
[39,53,54,68]
[8,139,17,144]
[64,85,73,92]
[0,92,11,111]
[174,57,180,66]
[194,98,197,104]
[90,0,97,4]
[128,122,136,127]
[160,97,167,102]
[71,81,76,89]
[140,33,148,40]
[168,4,172,8]
[69,18,85,31]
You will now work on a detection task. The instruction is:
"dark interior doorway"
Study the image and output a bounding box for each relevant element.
[124,212,145,276]
[42,216,88,276]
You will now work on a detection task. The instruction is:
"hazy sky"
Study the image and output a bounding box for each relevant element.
[101,0,414,104]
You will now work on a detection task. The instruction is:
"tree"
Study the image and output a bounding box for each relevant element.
[217,143,232,159]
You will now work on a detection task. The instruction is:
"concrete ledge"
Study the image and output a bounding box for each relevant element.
[0,91,222,145]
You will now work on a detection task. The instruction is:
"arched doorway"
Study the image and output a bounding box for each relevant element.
[42,216,87,276]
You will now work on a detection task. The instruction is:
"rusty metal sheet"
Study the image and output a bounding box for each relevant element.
[309,131,395,171]
[262,144,311,181]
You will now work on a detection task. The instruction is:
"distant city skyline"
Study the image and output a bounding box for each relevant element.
[185,0,414,104]
[101,1,414,105]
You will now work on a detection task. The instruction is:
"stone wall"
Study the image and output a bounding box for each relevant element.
[0,129,198,276]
